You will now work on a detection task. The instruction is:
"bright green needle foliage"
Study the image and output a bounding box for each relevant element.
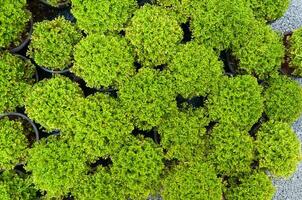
[126,5,183,67]
[26,135,88,198]
[111,136,164,200]
[28,17,82,71]
[289,27,302,76]
[264,75,302,123]
[233,21,284,78]
[0,170,37,200]
[72,34,136,89]
[71,0,138,34]
[25,75,84,131]
[0,0,31,48]
[168,42,223,98]
[207,124,254,176]
[0,118,28,170]
[0,52,35,113]
[190,0,255,51]
[42,0,70,7]
[158,107,209,162]
[155,0,192,22]
[248,0,290,21]
[161,162,223,200]
[225,171,275,200]
[256,121,301,177]
[207,75,263,130]
[119,68,177,130]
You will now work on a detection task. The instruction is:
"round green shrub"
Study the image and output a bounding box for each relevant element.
[71,0,138,34]
[168,42,223,98]
[155,0,192,22]
[248,0,290,21]
[26,135,88,198]
[0,118,28,170]
[28,17,82,71]
[225,171,275,200]
[264,75,302,123]
[119,68,177,130]
[0,170,37,200]
[232,21,285,78]
[207,75,263,130]
[25,75,84,131]
[0,0,31,48]
[289,27,302,76]
[157,107,209,162]
[0,52,35,113]
[126,5,183,67]
[256,121,301,177]
[111,136,164,200]
[42,0,70,7]
[72,34,135,89]
[161,162,223,200]
[207,124,254,176]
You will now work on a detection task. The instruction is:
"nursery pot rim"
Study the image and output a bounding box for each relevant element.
[0,112,39,141]
[15,54,39,82]
[38,65,71,74]
[39,0,71,9]
[10,18,33,53]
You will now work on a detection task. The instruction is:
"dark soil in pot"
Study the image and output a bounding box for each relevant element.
[281,32,295,75]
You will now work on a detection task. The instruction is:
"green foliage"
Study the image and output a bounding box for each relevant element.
[126,5,183,67]
[225,171,275,200]
[25,75,83,131]
[26,135,88,198]
[0,170,37,200]
[155,0,192,22]
[71,0,138,34]
[0,118,28,170]
[256,121,301,177]
[28,17,82,70]
[0,0,31,48]
[111,136,164,200]
[161,162,223,200]
[248,0,290,21]
[207,75,263,130]
[264,75,302,123]
[0,52,34,113]
[157,107,209,162]
[207,124,254,175]
[72,34,135,88]
[119,68,177,130]
[289,27,302,76]
[43,0,70,7]
[232,21,285,78]
[168,42,223,98]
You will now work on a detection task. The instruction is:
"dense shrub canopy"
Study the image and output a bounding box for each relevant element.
[0,0,31,48]
[155,0,192,22]
[289,27,302,76]
[264,75,302,123]
[256,121,301,177]
[71,0,138,34]
[28,17,82,70]
[161,162,223,200]
[72,34,136,88]
[126,5,183,67]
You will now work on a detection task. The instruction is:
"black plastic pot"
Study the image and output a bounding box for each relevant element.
[15,54,39,82]
[38,65,71,74]
[39,0,70,9]
[10,18,33,53]
[0,112,39,141]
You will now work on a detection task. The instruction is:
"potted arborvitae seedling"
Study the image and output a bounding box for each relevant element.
[289,27,302,76]
[0,118,29,170]
[25,75,84,131]
[40,0,70,8]
[161,162,223,200]
[206,75,263,131]
[264,75,302,123]
[0,0,31,51]
[126,4,183,67]
[0,52,35,113]
[225,171,276,200]
[157,107,209,162]
[119,68,178,130]
[28,17,82,73]
[71,0,138,34]
[168,42,224,98]
[72,34,136,89]
[256,121,301,177]
[0,170,37,200]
